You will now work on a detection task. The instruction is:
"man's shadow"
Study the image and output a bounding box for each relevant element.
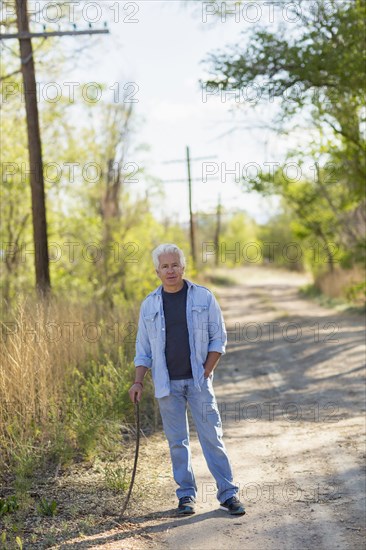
[125,506,245,528]
[58,508,245,548]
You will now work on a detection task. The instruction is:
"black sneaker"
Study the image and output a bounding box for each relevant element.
[220,495,245,515]
[178,496,196,515]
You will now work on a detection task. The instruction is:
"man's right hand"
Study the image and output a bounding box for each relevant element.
[129,383,143,403]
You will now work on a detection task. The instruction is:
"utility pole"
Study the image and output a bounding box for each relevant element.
[214,193,222,267]
[2,0,109,297]
[186,146,196,266]
[162,150,217,269]
[14,0,49,297]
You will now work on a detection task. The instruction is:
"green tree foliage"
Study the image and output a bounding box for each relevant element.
[195,207,261,268]
[1,63,190,305]
[203,0,366,274]
[0,78,32,301]
[0,1,96,302]
[257,208,304,271]
[219,212,259,266]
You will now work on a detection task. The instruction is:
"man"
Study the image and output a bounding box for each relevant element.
[129,243,245,516]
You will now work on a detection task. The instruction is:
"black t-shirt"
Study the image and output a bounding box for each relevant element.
[162,280,193,380]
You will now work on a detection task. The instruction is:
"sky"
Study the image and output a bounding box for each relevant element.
[30,0,310,225]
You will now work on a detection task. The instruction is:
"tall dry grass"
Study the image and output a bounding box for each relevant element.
[315,265,365,303]
[0,295,140,475]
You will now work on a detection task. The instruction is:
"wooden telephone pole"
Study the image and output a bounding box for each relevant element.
[162,149,217,268]
[2,0,109,297]
[185,146,196,266]
[214,193,222,267]
[15,0,49,296]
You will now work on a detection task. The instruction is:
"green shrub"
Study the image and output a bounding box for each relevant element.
[0,496,19,517]
[36,497,57,517]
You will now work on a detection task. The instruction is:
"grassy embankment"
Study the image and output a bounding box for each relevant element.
[0,294,158,547]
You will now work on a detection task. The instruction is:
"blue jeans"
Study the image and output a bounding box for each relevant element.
[157,376,238,503]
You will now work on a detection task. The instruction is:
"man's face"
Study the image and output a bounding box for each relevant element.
[156,252,185,291]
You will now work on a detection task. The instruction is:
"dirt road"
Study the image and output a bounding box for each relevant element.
[118,266,365,550]
[54,266,365,549]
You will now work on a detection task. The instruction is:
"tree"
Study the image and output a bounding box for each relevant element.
[2,0,109,297]
[202,0,366,272]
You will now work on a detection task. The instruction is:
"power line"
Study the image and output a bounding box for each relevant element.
[162,155,217,165]
[161,177,219,183]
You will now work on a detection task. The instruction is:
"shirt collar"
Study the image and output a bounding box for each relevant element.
[151,278,193,296]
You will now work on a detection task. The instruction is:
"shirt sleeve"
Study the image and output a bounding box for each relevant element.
[207,293,227,355]
[134,304,153,368]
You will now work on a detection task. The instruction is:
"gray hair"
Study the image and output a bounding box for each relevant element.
[152,244,186,270]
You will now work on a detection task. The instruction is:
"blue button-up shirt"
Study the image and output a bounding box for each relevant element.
[134,279,227,398]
